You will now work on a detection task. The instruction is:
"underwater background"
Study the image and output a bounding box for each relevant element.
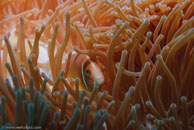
[0,0,194,129]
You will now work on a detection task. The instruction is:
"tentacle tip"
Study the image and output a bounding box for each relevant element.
[103,90,108,95]
[154,119,159,124]
[75,78,80,82]
[27,57,33,63]
[144,62,150,68]
[145,100,152,106]
[147,31,152,36]
[19,15,24,20]
[170,103,176,108]
[88,25,93,29]
[73,46,79,50]
[81,90,87,95]
[34,28,40,33]
[55,21,60,26]
[66,10,71,16]
[169,116,175,121]
[63,90,69,95]
[156,75,162,80]
[5,62,9,66]
[181,96,187,102]
[131,106,136,111]
[156,54,161,59]
[41,24,46,29]
[158,120,164,125]
[129,86,135,91]
[3,35,8,40]
[1,96,6,102]
[122,50,128,55]
[124,21,129,26]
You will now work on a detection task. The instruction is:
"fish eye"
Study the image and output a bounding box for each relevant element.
[85,69,91,76]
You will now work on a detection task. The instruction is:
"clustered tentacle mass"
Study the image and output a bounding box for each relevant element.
[0,0,194,129]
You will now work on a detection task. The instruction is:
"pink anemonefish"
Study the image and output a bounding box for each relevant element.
[64,53,104,91]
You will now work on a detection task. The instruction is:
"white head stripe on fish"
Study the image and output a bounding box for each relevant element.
[81,61,88,89]
[86,55,97,70]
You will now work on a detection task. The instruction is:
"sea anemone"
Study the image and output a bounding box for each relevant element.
[0,0,194,129]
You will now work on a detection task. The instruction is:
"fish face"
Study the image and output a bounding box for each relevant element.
[81,60,104,91]
[65,53,104,91]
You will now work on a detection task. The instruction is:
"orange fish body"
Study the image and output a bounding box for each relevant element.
[65,53,104,91]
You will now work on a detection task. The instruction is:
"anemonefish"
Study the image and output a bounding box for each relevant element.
[64,53,104,91]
